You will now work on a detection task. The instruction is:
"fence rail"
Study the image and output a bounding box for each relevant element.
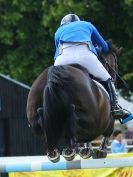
[1,155,133,172]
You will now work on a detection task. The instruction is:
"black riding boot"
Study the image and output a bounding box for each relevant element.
[103,79,130,118]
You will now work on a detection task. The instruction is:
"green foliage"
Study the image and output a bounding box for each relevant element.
[0,0,86,85]
[0,0,133,97]
[119,72,133,100]
[0,0,53,85]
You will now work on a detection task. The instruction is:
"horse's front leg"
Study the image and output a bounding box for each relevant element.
[99,137,109,151]
[91,137,109,159]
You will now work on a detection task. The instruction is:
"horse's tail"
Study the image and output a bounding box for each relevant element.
[43,65,73,148]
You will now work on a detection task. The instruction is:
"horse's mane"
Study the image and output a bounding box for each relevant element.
[99,40,123,85]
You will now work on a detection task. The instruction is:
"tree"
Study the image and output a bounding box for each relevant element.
[0,0,86,85]
[0,0,133,98]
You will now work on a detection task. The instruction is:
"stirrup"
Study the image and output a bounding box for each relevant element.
[120,114,133,124]
[111,105,124,117]
[111,105,133,124]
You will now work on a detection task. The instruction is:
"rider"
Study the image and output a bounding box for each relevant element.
[54,13,133,123]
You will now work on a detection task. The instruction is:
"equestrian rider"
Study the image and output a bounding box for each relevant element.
[54,14,133,123]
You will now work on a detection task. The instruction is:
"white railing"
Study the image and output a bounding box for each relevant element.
[1,155,133,172]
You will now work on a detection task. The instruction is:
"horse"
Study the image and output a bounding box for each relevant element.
[26,41,122,162]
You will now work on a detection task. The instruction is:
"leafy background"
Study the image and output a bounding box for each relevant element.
[0,0,133,98]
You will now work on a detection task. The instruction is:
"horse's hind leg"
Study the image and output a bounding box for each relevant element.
[47,149,60,163]
[45,112,67,162]
[62,104,77,161]
[46,145,60,163]
[29,112,44,137]
[62,138,76,161]
[45,124,61,163]
[77,142,92,159]
[91,137,109,159]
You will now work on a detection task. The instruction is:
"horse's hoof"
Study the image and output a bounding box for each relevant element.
[78,147,91,159]
[47,149,60,163]
[91,149,107,159]
[62,148,76,161]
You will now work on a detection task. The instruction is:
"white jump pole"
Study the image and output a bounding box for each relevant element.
[0,156,133,173]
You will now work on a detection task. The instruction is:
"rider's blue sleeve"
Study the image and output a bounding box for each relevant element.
[90,23,109,53]
[54,34,59,60]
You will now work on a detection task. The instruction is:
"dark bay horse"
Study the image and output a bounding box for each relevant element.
[26,42,122,162]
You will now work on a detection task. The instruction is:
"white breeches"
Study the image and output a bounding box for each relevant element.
[54,43,111,81]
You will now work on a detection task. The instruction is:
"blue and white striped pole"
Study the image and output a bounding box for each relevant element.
[1,156,133,172]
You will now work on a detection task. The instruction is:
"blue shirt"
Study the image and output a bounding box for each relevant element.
[54,21,109,60]
[111,140,126,153]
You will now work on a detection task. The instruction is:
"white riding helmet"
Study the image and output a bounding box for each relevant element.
[60,14,80,26]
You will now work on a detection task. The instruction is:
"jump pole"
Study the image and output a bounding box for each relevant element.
[0,155,133,173]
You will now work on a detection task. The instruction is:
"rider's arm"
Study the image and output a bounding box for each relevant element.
[90,23,109,53]
[54,33,59,60]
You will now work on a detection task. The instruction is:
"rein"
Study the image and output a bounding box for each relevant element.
[104,52,129,89]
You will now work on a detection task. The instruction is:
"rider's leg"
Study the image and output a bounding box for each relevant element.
[102,79,130,116]
[102,79,133,123]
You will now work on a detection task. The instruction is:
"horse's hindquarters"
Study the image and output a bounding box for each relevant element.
[73,80,112,142]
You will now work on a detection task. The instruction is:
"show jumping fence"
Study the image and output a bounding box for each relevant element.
[1,155,133,173]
